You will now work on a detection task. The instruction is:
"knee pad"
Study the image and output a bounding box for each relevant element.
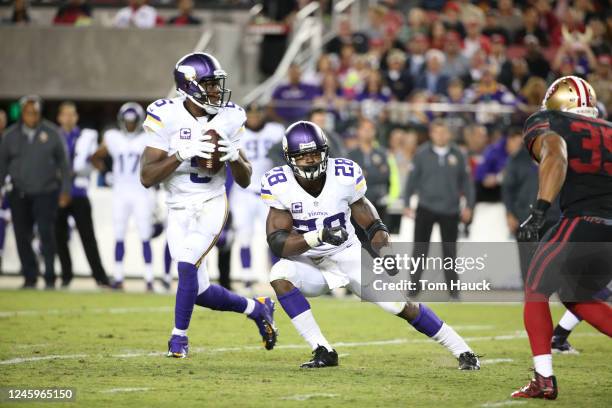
[269,260,297,285]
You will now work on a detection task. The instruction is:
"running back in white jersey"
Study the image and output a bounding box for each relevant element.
[240,122,284,193]
[142,97,246,208]
[260,158,366,258]
[104,129,149,192]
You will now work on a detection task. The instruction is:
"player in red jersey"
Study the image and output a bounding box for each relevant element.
[511,76,612,400]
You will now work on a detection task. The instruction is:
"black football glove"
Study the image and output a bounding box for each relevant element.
[320,226,349,246]
[517,200,551,242]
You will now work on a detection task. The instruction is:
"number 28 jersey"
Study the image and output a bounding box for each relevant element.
[261,158,367,258]
[524,110,612,218]
[143,97,246,208]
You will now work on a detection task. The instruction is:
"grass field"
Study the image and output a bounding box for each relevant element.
[0,290,610,407]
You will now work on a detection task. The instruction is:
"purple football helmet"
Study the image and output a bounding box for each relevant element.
[174,52,231,114]
[117,102,145,134]
[283,121,329,180]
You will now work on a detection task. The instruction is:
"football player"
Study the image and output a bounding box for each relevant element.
[139,52,277,358]
[229,103,285,289]
[262,121,480,369]
[512,76,612,400]
[92,102,156,291]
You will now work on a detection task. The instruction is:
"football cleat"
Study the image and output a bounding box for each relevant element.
[458,351,481,370]
[300,345,339,368]
[167,335,189,358]
[511,371,558,400]
[110,280,124,290]
[146,281,155,293]
[160,278,172,292]
[551,336,579,354]
[249,297,278,350]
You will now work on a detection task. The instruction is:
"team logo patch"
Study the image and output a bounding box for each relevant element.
[291,202,303,214]
[180,128,192,140]
[39,131,48,143]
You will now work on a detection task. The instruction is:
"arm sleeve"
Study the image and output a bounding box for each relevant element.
[260,174,286,210]
[350,162,367,204]
[523,111,552,162]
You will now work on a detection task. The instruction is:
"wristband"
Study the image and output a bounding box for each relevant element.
[175,151,184,162]
[366,219,389,242]
[303,230,322,248]
[535,199,551,212]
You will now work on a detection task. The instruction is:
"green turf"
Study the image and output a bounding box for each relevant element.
[0,290,610,408]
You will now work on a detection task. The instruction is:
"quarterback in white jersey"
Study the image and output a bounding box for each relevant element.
[229,103,285,285]
[263,121,480,369]
[139,52,277,358]
[92,102,156,291]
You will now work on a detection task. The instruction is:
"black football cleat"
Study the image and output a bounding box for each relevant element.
[458,351,481,370]
[300,345,339,368]
[551,335,579,354]
[511,371,558,400]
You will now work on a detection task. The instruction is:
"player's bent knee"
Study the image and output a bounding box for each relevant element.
[269,260,297,283]
[376,301,406,315]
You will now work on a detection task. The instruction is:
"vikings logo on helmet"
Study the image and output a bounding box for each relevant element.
[117,102,145,133]
[174,52,232,115]
[283,121,329,180]
[542,76,598,119]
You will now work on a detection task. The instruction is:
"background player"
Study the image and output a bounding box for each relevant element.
[262,121,480,369]
[230,103,284,289]
[139,52,277,358]
[512,76,612,400]
[92,103,156,291]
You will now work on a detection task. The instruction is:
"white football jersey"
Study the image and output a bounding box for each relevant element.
[261,158,366,258]
[104,129,149,192]
[240,122,284,193]
[143,97,246,208]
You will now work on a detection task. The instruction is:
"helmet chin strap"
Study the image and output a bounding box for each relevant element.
[177,89,220,115]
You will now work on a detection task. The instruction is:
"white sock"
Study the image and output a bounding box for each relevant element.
[291,310,333,351]
[533,354,553,377]
[171,327,187,337]
[558,310,581,331]
[432,323,471,358]
[144,263,154,283]
[114,262,124,282]
[243,298,256,315]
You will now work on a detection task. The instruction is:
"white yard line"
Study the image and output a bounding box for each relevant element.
[281,393,339,401]
[1,332,599,365]
[0,306,173,317]
[481,401,527,407]
[481,358,514,365]
[100,388,151,394]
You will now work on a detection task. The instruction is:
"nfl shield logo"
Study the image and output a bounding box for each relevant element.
[180,128,192,140]
[291,202,303,214]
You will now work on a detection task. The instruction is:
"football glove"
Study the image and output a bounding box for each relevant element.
[517,200,550,242]
[303,226,349,247]
[175,133,215,162]
[218,138,240,162]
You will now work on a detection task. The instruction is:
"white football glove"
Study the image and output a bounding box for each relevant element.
[175,133,215,162]
[218,138,240,162]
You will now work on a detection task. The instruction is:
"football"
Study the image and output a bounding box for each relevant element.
[196,129,224,174]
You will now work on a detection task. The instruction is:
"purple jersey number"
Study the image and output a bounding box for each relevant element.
[267,167,287,186]
[190,157,212,183]
[292,212,346,233]
[334,158,354,177]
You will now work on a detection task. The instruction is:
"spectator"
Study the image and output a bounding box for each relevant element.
[519,76,548,112]
[55,102,110,288]
[382,49,413,101]
[467,65,517,126]
[482,10,510,45]
[462,49,489,88]
[462,124,488,177]
[258,0,298,77]
[5,0,31,24]
[405,90,432,127]
[533,0,561,46]
[348,118,390,250]
[462,15,491,60]
[309,108,346,159]
[0,109,7,133]
[457,0,483,22]
[588,54,611,114]
[441,2,466,38]
[497,0,523,40]
[313,72,347,127]
[415,49,450,96]
[269,63,321,125]
[429,20,447,50]
[489,34,512,89]
[552,39,598,78]
[0,96,71,289]
[587,16,611,56]
[364,5,387,42]
[474,132,510,203]
[523,35,551,80]
[404,119,474,298]
[167,0,201,26]
[357,70,391,120]
[303,54,336,87]
[53,0,92,26]
[114,0,158,28]
[498,57,529,95]
[326,16,369,55]
[441,31,470,79]
[514,7,548,46]
[386,127,419,231]
[442,78,473,140]
[406,32,429,77]
[398,7,429,43]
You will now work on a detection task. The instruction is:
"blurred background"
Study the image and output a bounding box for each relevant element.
[0,0,610,294]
